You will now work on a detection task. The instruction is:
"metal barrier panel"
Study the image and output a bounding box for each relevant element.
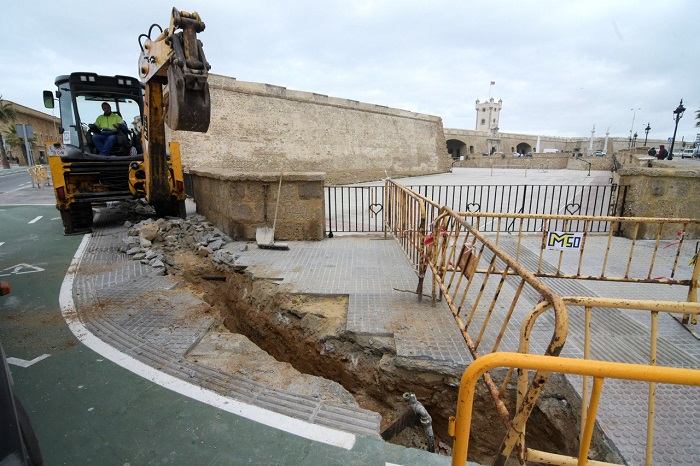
[424,204,570,434]
[383,180,700,464]
[27,165,51,189]
[325,184,626,234]
[449,352,700,466]
[462,212,700,317]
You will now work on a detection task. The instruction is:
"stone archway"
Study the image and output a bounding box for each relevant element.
[446,139,467,160]
[516,142,532,155]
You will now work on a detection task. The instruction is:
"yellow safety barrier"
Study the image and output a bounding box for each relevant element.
[382,179,700,464]
[384,178,439,301]
[500,297,700,465]
[426,205,571,429]
[449,352,700,466]
[27,164,51,189]
[385,180,571,430]
[462,211,700,323]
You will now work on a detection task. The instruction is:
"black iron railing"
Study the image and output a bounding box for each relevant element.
[325,184,627,235]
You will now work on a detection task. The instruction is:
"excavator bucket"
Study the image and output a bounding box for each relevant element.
[165,64,210,132]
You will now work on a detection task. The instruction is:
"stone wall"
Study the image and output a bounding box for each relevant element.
[450,152,615,172]
[565,155,614,171]
[172,74,450,185]
[190,170,326,241]
[451,153,570,169]
[615,166,700,239]
[445,127,669,159]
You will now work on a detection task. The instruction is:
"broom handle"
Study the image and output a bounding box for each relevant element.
[271,173,283,230]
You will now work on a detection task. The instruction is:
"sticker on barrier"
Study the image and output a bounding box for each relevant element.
[545,231,583,251]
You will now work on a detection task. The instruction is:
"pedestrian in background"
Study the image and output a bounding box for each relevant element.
[657,145,668,160]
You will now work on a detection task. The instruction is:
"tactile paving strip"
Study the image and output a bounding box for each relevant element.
[71,207,381,438]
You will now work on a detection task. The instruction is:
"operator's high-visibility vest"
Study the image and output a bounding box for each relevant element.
[95,113,124,130]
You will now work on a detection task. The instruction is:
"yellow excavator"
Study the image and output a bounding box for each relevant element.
[44,7,210,234]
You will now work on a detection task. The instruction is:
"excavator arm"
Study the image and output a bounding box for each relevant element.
[136,7,210,209]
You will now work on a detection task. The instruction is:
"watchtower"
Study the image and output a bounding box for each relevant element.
[475,97,502,132]
[476,97,502,154]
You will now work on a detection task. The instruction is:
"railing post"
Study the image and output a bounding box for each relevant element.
[415,197,428,302]
[416,216,426,302]
[685,251,700,324]
[384,178,389,239]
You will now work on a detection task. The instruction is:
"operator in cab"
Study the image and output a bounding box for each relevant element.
[90,102,126,156]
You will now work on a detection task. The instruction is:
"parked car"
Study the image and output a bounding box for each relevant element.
[680,149,695,159]
[524,152,533,157]
[0,282,43,466]
[513,152,521,157]
[594,150,606,157]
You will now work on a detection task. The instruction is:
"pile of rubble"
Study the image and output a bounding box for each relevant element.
[120,213,240,275]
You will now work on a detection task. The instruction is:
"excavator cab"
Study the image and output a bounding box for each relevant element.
[43,72,186,234]
[44,74,144,161]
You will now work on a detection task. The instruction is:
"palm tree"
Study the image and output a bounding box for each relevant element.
[4,125,35,166]
[696,109,699,128]
[0,96,17,169]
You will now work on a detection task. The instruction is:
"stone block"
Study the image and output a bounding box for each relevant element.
[650,179,667,197]
[298,182,324,200]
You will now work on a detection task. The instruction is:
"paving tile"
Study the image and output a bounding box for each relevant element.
[72,204,700,463]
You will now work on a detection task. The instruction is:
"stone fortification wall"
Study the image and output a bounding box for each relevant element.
[173,74,450,185]
[451,153,569,169]
[615,147,651,170]
[450,151,613,172]
[445,127,669,158]
[565,155,614,171]
[614,165,700,239]
[190,170,325,241]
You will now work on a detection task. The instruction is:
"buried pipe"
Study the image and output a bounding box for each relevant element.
[403,392,435,453]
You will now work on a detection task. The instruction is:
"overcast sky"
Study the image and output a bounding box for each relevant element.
[2,0,698,144]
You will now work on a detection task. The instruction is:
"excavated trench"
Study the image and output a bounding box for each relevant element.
[178,252,623,464]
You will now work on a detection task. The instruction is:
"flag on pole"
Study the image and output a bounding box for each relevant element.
[490,81,496,85]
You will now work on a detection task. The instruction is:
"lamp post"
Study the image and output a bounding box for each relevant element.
[629,107,640,148]
[633,132,638,148]
[644,123,651,146]
[669,99,686,159]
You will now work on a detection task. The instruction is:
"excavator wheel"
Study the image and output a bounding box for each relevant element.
[60,203,93,235]
[153,200,186,219]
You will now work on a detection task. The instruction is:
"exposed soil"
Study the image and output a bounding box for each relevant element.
[168,248,624,464]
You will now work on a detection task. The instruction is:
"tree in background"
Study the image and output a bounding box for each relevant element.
[0,97,17,169]
[4,125,36,166]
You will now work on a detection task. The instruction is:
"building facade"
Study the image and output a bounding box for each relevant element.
[446,98,670,160]
[2,101,60,165]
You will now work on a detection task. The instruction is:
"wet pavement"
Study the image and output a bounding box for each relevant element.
[3,167,699,465]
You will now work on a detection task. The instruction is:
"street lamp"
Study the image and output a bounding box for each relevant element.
[669,99,686,159]
[633,132,638,148]
[629,107,640,148]
[644,123,651,146]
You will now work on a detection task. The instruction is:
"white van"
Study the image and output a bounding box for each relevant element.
[542,149,559,153]
[680,148,696,159]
